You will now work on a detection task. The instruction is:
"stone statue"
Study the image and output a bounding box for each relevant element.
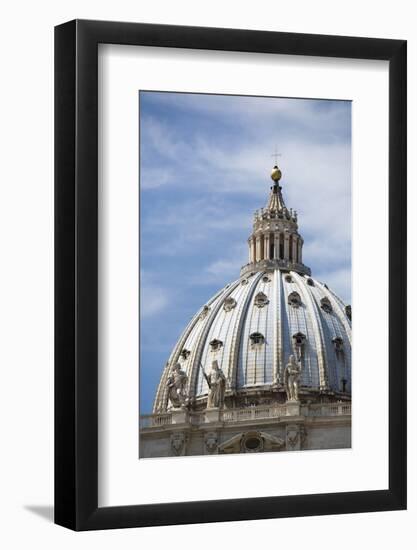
[166,363,188,408]
[284,355,301,402]
[203,360,226,409]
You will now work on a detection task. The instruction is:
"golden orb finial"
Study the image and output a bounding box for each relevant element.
[271,165,282,182]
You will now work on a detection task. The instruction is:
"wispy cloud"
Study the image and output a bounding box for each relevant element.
[139,91,351,413]
[140,270,170,318]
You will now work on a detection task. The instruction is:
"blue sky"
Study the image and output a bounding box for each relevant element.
[139,91,351,414]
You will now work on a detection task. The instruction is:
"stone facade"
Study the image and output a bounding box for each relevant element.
[140,402,351,457]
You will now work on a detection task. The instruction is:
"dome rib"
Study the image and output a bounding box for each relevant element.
[188,279,241,400]
[227,272,264,391]
[272,270,281,385]
[292,272,329,390]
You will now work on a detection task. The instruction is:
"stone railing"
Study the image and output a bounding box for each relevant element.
[221,404,288,423]
[304,403,351,417]
[140,402,351,429]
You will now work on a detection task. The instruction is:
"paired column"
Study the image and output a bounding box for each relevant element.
[255,236,261,261]
[292,237,298,264]
[264,234,270,260]
[284,234,290,261]
[297,239,302,264]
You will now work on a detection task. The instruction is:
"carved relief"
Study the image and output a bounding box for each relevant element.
[170,432,187,456]
[285,424,306,450]
[218,431,285,454]
[254,291,269,308]
[204,432,218,454]
[286,424,301,450]
[223,297,237,312]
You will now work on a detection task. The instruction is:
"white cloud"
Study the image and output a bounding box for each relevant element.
[315,267,352,304]
[140,271,170,318]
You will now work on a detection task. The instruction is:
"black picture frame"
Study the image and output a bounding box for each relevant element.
[55,19,407,531]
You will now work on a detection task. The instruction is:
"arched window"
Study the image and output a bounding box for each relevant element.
[292,332,306,361]
[320,297,333,313]
[345,305,352,321]
[249,332,265,347]
[223,297,237,312]
[180,349,191,360]
[306,278,314,286]
[254,292,269,308]
[209,339,223,352]
[288,291,302,308]
[332,336,344,359]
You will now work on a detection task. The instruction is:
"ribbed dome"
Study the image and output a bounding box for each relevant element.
[153,269,351,412]
[153,166,351,413]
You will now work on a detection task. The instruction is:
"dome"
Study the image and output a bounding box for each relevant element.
[153,166,351,413]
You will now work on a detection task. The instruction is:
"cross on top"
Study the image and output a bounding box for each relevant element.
[271,147,282,165]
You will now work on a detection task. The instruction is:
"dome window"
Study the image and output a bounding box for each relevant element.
[249,332,265,346]
[262,275,271,283]
[320,297,333,313]
[223,297,237,312]
[288,291,302,308]
[307,278,314,286]
[199,305,210,320]
[285,275,293,283]
[345,305,352,321]
[254,292,269,308]
[332,337,344,359]
[180,349,191,360]
[241,278,248,285]
[209,339,223,352]
[292,332,306,360]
